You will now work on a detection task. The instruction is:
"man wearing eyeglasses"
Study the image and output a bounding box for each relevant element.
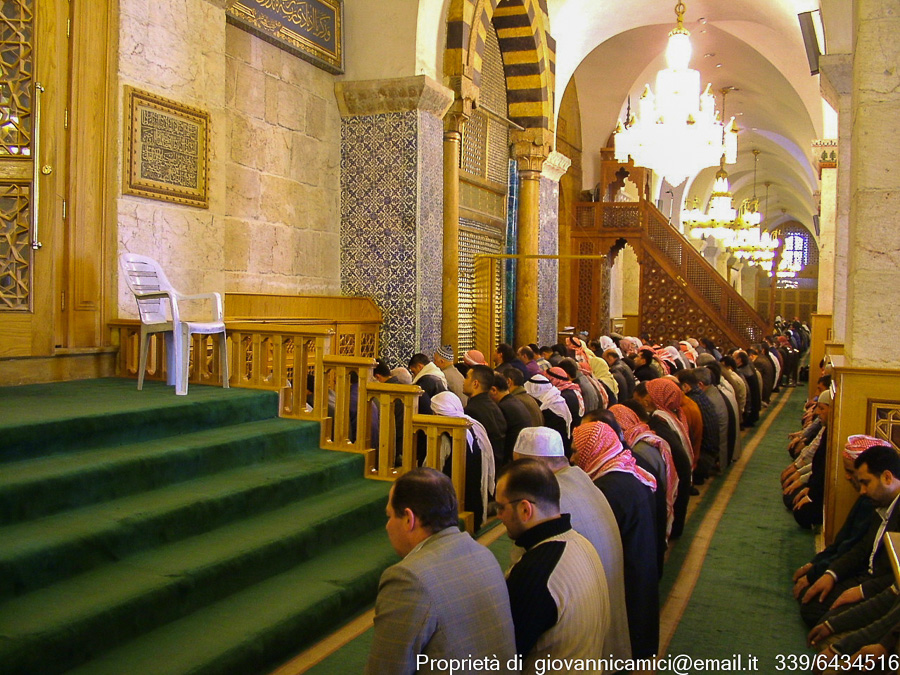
[495,459,610,674]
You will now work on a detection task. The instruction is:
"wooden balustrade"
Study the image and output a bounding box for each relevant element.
[110,320,334,421]
[363,381,422,475]
[411,414,473,533]
[226,323,333,421]
[318,355,377,456]
[571,199,769,348]
[110,321,475,531]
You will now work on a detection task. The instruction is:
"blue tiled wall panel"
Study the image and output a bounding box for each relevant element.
[340,110,443,366]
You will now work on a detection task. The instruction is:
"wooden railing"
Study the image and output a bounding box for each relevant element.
[642,205,768,346]
[573,200,769,347]
[228,322,332,421]
[110,320,473,531]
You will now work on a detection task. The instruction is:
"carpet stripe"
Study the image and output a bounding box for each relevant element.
[658,390,794,654]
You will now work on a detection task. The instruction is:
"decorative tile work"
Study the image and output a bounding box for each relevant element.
[538,176,559,345]
[416,109,444,356]
[340,109,443,366]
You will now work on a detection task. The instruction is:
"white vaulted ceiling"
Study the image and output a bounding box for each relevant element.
[547,0,829,237]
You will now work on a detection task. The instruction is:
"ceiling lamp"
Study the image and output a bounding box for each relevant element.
[683,157,738,245]
[731,179,779,275]
[614,1,737,186]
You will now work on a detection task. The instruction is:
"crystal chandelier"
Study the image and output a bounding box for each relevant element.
[682,156,741,246]
[731,179,779,274]
[614,1,737,186]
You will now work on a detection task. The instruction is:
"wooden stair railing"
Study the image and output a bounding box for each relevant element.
[572,200,769,348]
[641,203,768,347]
[110,321,473,531]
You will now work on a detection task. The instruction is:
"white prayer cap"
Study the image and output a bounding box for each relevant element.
[514,427,565,458]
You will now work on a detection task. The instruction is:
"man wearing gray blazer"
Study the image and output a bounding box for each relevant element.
[366,468,518,674]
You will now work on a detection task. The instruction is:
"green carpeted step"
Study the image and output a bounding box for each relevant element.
[0,480,391,675]
[0,379,281,462]
[0,417,320,524]
[0,448,367,599]
[59,528,398,675]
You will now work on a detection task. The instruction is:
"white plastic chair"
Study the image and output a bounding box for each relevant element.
[119,253,229,395]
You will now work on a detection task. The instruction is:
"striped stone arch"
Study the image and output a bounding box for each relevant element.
[444,0,555,130]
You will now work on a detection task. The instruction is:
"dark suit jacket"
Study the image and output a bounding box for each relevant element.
[465,392,507,468]
[753,356,775,404]
[497,393,535,465]
[829,498,900,598]
[367,528,517,674]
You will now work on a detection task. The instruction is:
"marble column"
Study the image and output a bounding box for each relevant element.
[335,76,453,364]
[511,128,552,347]
[844,0,900,368]
[441,97,472,351]
[538,151,571,345]
[819,54,852,344]
[814,144,837,315]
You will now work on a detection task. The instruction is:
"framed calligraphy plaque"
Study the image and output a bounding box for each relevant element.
[226,0,344,74]
[123,87,210,209]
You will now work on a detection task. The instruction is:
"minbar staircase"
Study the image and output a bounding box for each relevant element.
[573,197,769,349]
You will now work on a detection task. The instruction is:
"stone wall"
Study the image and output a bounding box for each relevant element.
[116,0,341,317]
[224,25,341,295]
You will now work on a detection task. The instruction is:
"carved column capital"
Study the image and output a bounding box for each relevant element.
[541,151,572,182]
[511,128,554,174]
[444,96,474,135]
[335,75,454,118]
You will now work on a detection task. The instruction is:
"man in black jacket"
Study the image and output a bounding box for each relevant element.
[463,365,507,469]
[800,445,900,628]
[489,372,536,465]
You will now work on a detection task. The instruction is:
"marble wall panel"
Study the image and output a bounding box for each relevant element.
[538,176,560,345]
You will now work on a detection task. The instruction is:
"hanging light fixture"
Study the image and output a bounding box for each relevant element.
[683,157,738,246]
[731,179,779,274]
[614,1,737,186]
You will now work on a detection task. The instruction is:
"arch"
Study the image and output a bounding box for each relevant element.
[444,0,555,130]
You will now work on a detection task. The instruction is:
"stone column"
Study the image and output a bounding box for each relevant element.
[814,144,837,315]
[441,104,468,351]
[844,0,900,368]
[731,262,743,295]
[714,247,731,279]
[538,151,571,345]
[740,264,759,309]
[335,76,454,364]
[819,54,852,344]
[511,128,552,346]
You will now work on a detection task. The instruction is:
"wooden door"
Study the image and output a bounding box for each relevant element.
[0,0,68,357]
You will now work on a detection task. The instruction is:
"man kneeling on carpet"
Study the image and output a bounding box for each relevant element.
[366,468,517,674]
[495,458,611,674]
[800,445,900,629]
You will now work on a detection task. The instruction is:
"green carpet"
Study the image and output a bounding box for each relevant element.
[0,378,398,675]
[306,391,819,674]
[664,389,816,663]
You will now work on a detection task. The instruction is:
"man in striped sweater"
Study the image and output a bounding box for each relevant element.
[495,459,611,674]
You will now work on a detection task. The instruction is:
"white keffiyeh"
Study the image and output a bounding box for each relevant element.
[430,391,495,523]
